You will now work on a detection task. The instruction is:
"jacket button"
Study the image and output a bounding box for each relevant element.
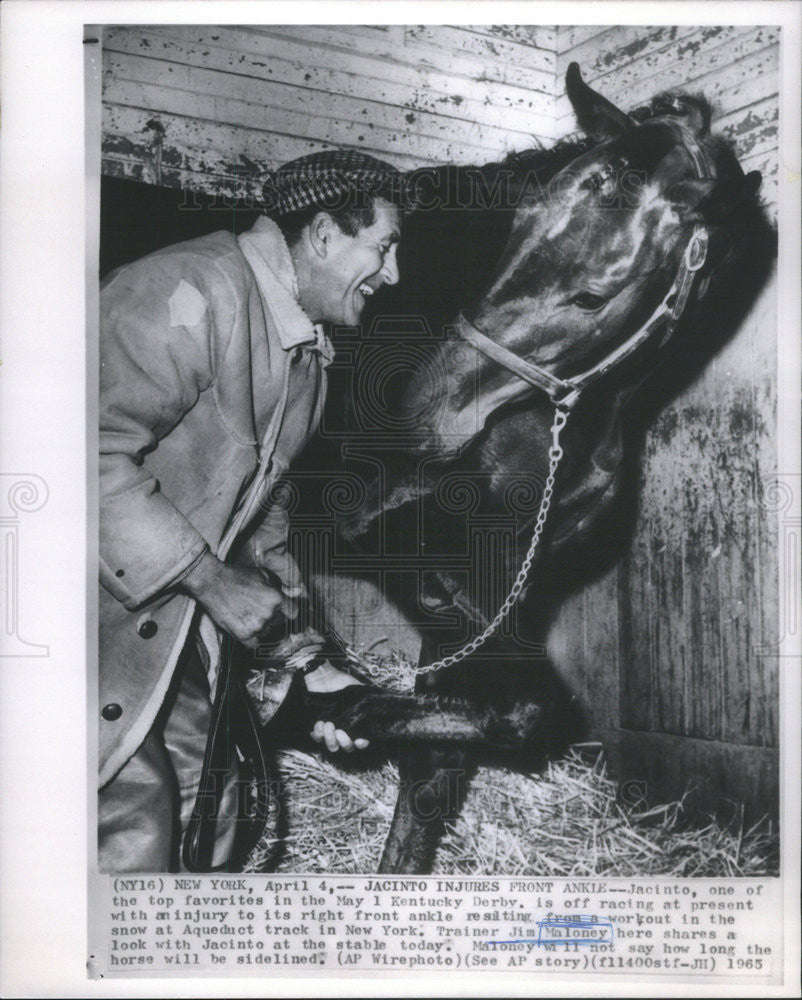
[101,703,123,721]
[138,619,158,639]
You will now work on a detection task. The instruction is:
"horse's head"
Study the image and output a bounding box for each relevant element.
[403,63,763,456]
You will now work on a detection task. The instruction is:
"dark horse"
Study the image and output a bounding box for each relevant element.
[232,67,770,873]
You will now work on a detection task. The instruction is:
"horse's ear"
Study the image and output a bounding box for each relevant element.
[743,171,763,196]
[566,62,634,140]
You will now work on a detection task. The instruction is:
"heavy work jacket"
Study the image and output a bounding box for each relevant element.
[98,217,331,787]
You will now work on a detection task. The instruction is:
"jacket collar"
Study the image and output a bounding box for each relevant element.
[238,216,334,364]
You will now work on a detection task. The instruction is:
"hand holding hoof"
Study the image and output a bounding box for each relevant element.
[305,661,370,751]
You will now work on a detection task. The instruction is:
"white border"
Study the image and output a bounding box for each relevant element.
[1,2,799,997]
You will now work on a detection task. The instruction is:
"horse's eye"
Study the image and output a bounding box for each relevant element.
[570,292,608,311]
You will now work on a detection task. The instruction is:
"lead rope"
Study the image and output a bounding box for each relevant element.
[419,406,570,673]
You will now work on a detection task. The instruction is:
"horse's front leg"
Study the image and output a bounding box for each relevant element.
[378,744,468,874]
[376,642,586,875]
[379,641,473,877]
[264,673,547,747]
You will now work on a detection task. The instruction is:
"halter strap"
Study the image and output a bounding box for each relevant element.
[456,121,712,411]
[457,223,708,410]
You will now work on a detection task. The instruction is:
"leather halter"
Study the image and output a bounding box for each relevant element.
[455,123,713,412]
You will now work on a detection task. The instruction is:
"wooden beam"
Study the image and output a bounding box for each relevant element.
[601,729,779,827]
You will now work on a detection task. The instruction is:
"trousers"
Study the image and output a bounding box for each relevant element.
[98,633,239,873]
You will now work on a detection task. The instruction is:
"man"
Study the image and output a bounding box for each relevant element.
[98,150,405,872]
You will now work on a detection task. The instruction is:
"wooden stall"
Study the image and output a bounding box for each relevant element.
[99,22,781,824]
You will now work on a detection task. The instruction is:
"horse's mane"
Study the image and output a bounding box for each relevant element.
[501,134,592,182]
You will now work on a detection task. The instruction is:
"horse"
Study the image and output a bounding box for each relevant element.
[245,62,774,875]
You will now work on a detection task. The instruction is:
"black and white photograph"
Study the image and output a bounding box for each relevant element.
[95,19,782,878]
[1,2,800,995]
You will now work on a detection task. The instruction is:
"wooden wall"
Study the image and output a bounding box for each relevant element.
[101,24,557,202]
[555,25,780,212]
[549,25,780,821]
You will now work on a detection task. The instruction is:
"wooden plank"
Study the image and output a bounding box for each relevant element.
[682,427,726,744]
[101,141,426,184]
[618,261,778,748]
[465,24,557,53]
[103,24,551,118]
[558,24,777,89]
[102,101,331,168]
[718,58,780,108]
[682,390,747,742]
[102,40,554,143]
[256,24,400,48]
[102,104,428,198]
[708,57,780,120]
[556,42,780,137]
[718,96,779,161]
[621,406,705,737]
[721,281,778,745]
[557,23,707,80]
[716,289,775,741]
[100,146,431,203]
[406,24,556,74]
[581,564,621,734]
[616,526,656,731]
[556,25,610,55]
[104,50,549,158]
[624,466,689,734]
[621,369,747,741]
[252,23,555,95]
[103,26,556,129]
[602,729,779,825]
[555,27,779,120]
[103,73,523,167]
[101,156,250,200]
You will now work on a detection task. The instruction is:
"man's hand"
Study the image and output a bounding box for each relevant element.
[181,551,297,648]
[305,660,370,753]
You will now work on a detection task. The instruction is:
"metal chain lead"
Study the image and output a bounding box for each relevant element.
[420,406,570,673]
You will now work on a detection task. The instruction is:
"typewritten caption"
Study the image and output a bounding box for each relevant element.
[91,876,782,981]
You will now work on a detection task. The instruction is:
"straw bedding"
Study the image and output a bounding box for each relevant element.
[244,650,778,877]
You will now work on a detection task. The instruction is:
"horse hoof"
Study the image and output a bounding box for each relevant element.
[481,701,543,749]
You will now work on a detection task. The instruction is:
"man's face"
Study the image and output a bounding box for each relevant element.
[313,198,402,326]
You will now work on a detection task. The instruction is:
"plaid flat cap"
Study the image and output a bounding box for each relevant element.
[263,149,408,217]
